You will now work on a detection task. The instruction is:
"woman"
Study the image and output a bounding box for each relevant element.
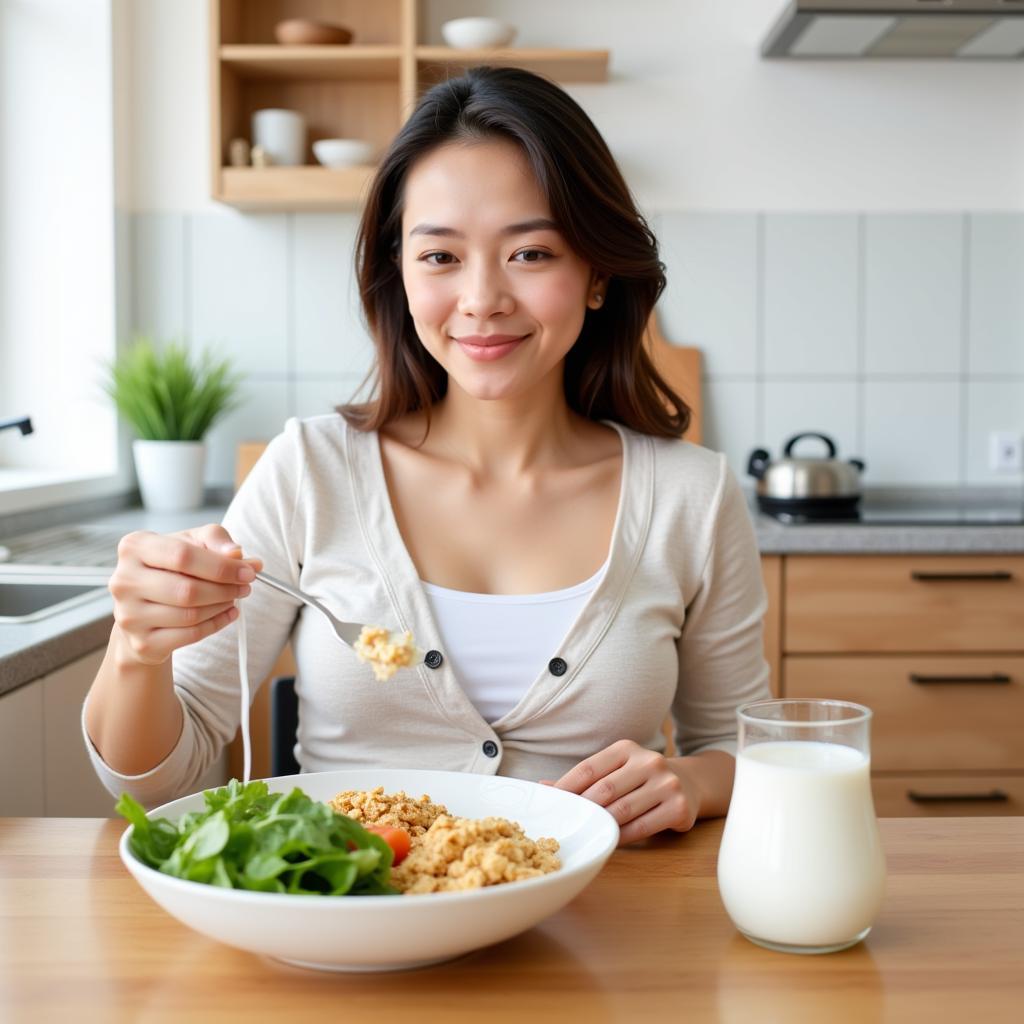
[84,67,770,846]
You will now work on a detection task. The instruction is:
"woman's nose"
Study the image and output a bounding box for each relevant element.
[456,263,514,318]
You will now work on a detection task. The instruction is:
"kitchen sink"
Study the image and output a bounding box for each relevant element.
[0,571,110,623]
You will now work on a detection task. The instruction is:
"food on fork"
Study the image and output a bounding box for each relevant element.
[354,626,419,680]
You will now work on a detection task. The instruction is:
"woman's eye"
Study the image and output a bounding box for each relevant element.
[418,249,551,266]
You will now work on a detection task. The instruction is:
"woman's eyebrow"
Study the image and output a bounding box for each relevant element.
[408,217,560,238]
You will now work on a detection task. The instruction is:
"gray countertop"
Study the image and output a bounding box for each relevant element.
[2,491,1024,699]
[0,506,228,698]
[748,487,1024,553]
[753,514,1024,554]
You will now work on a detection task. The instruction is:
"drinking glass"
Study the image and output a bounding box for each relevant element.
[716,699,886,954]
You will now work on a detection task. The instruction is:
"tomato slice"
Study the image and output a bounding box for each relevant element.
[366,825,412,866]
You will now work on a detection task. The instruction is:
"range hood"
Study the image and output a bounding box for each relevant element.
[763,1,1024,58]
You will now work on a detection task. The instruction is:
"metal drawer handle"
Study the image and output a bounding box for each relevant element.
[909,673,1012,685]
[906,789,1009,804]
[910,571,1013,582]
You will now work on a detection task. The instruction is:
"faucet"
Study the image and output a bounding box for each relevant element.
[0,416,33,436]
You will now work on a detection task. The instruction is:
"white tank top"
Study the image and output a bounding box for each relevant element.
[421,560,609,724]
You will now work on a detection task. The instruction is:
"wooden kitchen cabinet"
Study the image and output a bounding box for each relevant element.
[785,654,1024,773]
[0,678,45,815]
[870,774,1024,817]
[761,555,782,696]
[779,553,1024,817]
[210,0,610,210]
[0,652,113,817]
[1,651,230,817]
[40,650,114,816]
[785,554,1024,653]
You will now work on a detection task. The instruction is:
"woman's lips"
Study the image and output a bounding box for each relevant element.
[453,333,529,362]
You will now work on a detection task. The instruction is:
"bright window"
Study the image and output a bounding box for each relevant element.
[0,0,119,506]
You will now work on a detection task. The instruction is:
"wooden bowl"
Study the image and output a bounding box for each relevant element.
[274,19,353,46]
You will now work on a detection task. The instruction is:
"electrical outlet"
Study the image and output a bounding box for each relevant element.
[989,431,1024,473]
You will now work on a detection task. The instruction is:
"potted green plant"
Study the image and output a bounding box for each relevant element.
[104,337,242,512]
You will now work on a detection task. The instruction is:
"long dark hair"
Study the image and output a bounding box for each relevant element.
[341,65,689,439]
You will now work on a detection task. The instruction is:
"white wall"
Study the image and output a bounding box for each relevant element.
[116,1,1024,491]
[128,0,1024,213]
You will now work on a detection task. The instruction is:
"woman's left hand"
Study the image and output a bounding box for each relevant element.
[543,740,702,846]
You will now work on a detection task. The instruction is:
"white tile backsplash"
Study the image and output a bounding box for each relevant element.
[294,213,376,377]
[294,377,367,420]
[763,380,861,465]
[656,213,758,376]
[190,212,289,375]
[204,378,291,485]
[862,380,961,485]
[702,379,759,478]
[132,210,1024,488]
[965,380,1024,485]
[133,212,186,342]
[864,214,963,376]
[764,215,859,376]
[968,214,1024,375]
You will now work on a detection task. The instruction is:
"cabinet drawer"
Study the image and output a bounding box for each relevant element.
[785,655,1024,772]
[785,555,1024,653]
[872,774,1024,817]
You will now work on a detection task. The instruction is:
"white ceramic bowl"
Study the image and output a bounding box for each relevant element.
[441,17,517,49]
[119,768,619,972]
[312,138,374,168]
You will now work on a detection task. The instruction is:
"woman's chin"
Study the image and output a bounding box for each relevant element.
[451,374,529,403]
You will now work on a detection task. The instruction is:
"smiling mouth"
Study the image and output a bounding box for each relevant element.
[451,334,529,346]
[451,333,530,361]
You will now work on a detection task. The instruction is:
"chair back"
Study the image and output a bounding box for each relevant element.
[270,675,300,777]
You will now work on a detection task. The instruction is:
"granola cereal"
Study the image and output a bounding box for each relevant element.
[393,814,561,894]
[327,786,561,894]
[328,786,448,838]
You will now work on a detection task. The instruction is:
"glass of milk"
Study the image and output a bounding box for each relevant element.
[717,699,886,954]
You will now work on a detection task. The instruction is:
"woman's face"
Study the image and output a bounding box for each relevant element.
[399,139,604,402]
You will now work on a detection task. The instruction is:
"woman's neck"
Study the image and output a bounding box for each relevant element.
[423,377,584,481]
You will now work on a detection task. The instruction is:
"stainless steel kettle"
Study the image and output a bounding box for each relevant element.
[747,432,866,520]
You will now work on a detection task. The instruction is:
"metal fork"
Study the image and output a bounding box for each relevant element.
[254,570,420,662]
[254,570,367,649]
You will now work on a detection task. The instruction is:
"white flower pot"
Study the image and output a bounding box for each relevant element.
[133,440,207,512]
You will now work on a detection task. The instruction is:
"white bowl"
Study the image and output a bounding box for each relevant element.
[312,138,374,168]
[119,768,619,972]
[441,17,517,49]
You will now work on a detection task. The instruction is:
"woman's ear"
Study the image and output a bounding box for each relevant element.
[587,274,609,310]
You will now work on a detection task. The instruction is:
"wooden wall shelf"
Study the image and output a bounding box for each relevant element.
[220,166,375,210]
[220,45,403,80]
[210,0,610,210]
[414,48,609,83]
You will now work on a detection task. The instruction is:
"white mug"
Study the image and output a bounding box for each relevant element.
[252,109,306,166]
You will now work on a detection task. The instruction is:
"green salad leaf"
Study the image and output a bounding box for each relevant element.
[117,779,399,896]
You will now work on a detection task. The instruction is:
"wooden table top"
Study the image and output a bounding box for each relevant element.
[2,815,1022,1023]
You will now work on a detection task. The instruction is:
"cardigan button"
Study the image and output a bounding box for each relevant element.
[424,649,443,669]
[548,657,568,677]
[482,740,499,758]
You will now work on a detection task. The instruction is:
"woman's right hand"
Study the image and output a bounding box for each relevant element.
[108,524,263,666]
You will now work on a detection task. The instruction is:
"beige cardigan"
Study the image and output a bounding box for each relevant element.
[84,414,771,807]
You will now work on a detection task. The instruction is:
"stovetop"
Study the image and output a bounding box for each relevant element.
[752,490,1024,526]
